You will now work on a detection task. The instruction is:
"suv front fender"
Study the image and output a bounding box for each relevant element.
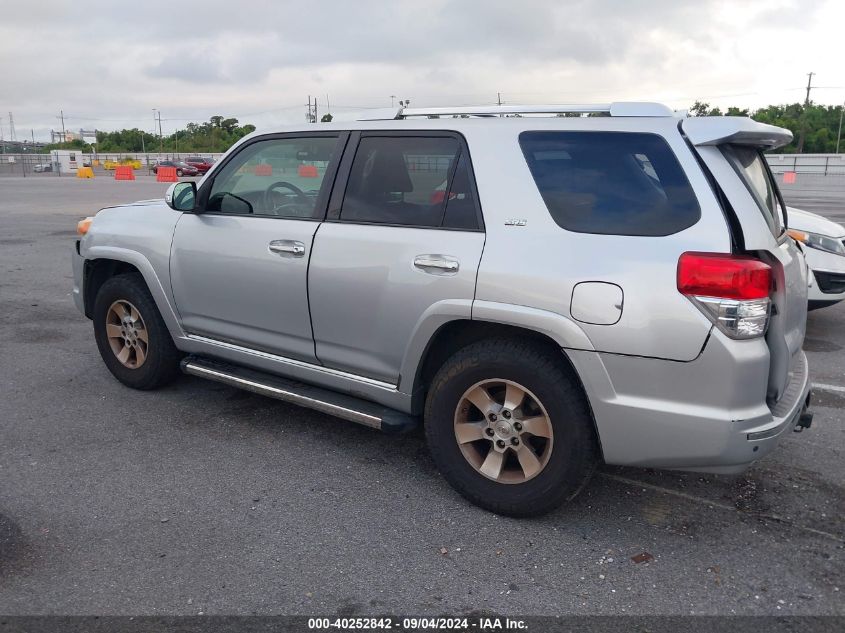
[83,245,185,341]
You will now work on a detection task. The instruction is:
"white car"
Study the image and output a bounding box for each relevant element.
[787,207,845,309]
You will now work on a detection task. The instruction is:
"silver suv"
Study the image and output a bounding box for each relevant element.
[72,103,812,516]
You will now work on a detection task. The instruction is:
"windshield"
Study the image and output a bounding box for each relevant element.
[722,145,786,237]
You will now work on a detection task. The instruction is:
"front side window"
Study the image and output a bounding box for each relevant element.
[722,145,785,236]
[206,136,339,218]
[340,136,477,229]
[519,131,701,236]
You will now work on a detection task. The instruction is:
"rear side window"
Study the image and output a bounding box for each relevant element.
[519,131,701,236]
[340,136,480,229]
[722,145,785,236]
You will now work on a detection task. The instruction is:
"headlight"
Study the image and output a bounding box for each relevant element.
[787,229,845,256]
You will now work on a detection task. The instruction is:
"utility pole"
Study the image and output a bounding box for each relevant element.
[804,72,815,106]
[837,101,844,154]
[60,110,66,143]
[497,92,502,106]
[8,113,16,142]
[153,109,163,154]
[390,95,396,108]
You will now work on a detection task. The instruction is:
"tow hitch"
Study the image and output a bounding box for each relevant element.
[794,391,813,433]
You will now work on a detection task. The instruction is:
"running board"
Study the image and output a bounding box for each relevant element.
[181,356,418,433]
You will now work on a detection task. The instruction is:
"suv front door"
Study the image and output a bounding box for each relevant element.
[170,133,346,361]
[308,132,485,383]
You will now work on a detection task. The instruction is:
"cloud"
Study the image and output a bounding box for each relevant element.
[0,0,839,138]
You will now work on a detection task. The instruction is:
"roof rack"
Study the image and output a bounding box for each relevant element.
[357,102,674,121]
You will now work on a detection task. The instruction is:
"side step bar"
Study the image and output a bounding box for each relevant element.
[181,356,418,433]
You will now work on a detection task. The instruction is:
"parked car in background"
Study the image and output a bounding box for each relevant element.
[72,103,812,517]
[33,163,53,173]
[787,206,845,309]
[184,156,215,174]
[152,160,199,177]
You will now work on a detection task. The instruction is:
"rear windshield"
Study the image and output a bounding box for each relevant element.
[722,145,785,236]
[519,131,701,236]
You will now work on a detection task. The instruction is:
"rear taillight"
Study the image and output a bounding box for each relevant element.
[678,252,772,340]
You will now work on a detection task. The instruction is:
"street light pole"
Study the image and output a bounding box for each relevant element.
[837,101,844,155]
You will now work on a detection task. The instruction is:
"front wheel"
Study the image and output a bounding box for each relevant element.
[425,339,599,517]
[93,273,182,390]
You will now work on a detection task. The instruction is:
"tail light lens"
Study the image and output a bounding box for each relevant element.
[678,252,772,339]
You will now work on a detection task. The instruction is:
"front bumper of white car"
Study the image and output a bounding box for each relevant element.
[804,245,845,305]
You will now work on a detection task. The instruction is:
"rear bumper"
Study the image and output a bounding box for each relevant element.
[567,332,811,475]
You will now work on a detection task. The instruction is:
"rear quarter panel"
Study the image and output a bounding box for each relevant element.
[465,119,728,361]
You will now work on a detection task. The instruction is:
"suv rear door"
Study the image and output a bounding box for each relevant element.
[308,131,485,383]
[683,119,808,403]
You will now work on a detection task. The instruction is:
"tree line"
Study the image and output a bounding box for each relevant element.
[689,101,842,153]
[43,116,256,154]
[41,103,844,155]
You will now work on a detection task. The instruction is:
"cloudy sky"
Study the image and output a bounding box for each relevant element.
[1,0,842,141]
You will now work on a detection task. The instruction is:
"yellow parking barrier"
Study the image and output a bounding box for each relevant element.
[77,166,95,179]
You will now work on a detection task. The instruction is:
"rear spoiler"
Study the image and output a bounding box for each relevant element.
[682,117,793,150]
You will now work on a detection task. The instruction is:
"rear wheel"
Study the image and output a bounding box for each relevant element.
[425,339,599,517]
[93,273,182,390]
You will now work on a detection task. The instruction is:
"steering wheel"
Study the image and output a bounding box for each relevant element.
[263,181,312,216]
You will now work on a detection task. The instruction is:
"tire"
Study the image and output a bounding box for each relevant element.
[176,169,183,177]
[424,338,599,517]
[93,273,182,390]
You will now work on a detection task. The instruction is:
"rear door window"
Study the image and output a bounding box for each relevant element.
[519,131,701,236]
[722,145,785,236]
[340,135,480,230]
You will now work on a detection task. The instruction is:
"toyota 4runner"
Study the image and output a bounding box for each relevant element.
[72,102,812,516]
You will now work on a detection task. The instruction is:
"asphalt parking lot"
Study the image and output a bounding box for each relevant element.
[0,175,842,616]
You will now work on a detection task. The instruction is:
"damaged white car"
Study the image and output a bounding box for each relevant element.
[787,207,845,310]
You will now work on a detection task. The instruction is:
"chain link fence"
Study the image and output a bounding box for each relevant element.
[0,153,225,177]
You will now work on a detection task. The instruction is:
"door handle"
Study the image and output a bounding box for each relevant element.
[268,240,305,257]
[414,255,460,274]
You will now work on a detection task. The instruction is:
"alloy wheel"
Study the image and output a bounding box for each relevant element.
[105,299,149,369]
[453,379,554,484]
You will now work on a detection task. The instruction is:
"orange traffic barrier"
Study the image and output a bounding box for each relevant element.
[114,165,135,181]
[254,164,273,176]
[298,165,318,178]
[156,166,178,182]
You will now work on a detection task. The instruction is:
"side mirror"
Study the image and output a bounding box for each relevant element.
[165,181,197,212]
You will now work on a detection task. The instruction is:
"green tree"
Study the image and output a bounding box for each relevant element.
[688,101,844,153]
